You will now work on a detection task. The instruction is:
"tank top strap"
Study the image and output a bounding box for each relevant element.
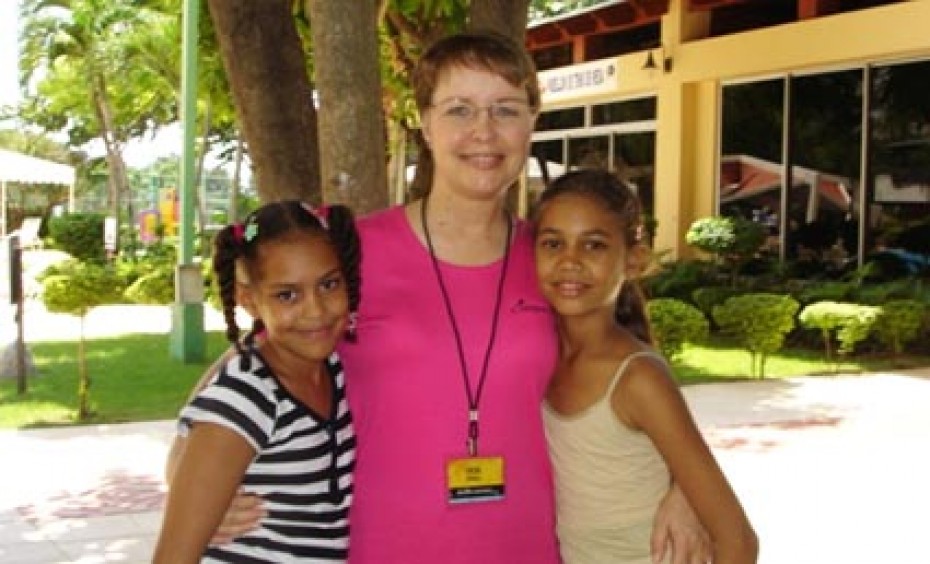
[604,350,667,399]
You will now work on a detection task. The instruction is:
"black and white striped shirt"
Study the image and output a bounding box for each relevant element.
[180,350,355,562]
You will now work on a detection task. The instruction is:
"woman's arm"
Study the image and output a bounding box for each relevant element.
[154,423,256,563]
[651,483,712,564]
[616,357,759,564]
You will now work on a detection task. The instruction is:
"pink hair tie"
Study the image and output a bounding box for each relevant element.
[302,202,330,230]
[232,223,245,242]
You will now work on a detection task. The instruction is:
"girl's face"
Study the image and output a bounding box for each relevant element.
[241,233,349,365]
[421,65,536,202]
[534,193,632,319]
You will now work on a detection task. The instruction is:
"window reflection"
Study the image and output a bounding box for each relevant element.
[718,59,930,276]
[788,70,861,271]
[869,60,930,276]
[720,79,784,257]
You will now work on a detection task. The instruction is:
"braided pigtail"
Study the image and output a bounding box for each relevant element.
[212,225,243,348]
[325,205,362,341]
[615,279,653,345]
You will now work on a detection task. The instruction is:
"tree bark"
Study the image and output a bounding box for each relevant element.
[306,0,388,212]
[195,99,212,243]
[229,136,244,223]
[206,0,321,203]
[91,74,127,252]
[468,0,531,41]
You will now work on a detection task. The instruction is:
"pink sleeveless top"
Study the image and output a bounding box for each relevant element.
[339,206,560,564]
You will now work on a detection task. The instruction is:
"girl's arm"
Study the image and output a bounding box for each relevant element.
[165,347,236,483]
[154,422,257,563]
[164,349,267,544]
[615,356,759,564]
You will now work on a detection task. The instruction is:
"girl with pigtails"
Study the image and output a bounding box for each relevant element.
[155,200,361,563]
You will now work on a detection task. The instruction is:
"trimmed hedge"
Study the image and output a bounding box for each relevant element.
[713,293,799,378]
[647,298,709,361]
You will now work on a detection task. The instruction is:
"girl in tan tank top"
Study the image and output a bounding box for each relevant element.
[533,170,758,564]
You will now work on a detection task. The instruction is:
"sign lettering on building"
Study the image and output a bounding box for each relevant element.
[538,59,618,103]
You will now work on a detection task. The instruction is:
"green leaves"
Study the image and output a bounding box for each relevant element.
[873,299,926,356]
[686,215,766,258]
[41,261,124,316]
[713,293,799,378]
[799,301,879,357]
[647,298,709,362]
[19,0,179,146]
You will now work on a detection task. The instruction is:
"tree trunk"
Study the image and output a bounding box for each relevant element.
[229,136,244,223]
[468,0,530,41]
[77,318,90,421]
[206,0,321,203]
[91,76,128,254]
[306,0,388,213]
[196,101,212,250]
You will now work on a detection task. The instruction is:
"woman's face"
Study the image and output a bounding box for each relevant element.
[421,65,536,203]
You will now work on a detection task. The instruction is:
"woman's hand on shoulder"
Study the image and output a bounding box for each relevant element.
[210,490,267,545]
[651,483,712,564]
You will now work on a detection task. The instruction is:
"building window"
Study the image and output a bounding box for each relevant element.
[868,60,930,275]
[536,107,586,131]
[592,98,656,126]
[719,59,930,274]
[719,78,785,256]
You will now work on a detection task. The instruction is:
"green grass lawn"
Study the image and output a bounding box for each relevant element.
[674,337,930,383]
[0,332,230,428]
[2,332,928,429]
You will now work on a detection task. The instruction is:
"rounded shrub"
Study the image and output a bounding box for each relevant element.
[124,266,175,305]
[686,215,766,261]
[872,299,925,356]
[47,213,107,263]
[691,286,743,318]
[647,298,709,361]
[798,301,880,358]
[713,293,799,378]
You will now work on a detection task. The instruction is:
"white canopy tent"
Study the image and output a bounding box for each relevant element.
[0,149,76,236]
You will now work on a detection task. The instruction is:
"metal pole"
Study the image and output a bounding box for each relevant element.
[13,239,25,395]
[170,0,205,362]
[1,180,7,236]
[179,0,198,266]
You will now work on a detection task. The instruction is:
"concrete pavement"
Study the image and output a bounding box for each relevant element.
[0,421,172,563]
[2,367,930,563]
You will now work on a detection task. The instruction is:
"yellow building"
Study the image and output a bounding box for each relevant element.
[526,0,930,267]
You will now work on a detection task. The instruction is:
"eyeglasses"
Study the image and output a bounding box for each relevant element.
[430,98,534,127]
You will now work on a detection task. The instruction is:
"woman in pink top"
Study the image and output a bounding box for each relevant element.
[171,30,710,564]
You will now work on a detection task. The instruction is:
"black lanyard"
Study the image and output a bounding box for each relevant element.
[421,197,512,456]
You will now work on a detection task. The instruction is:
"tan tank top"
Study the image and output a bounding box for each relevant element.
[543,351,671,564]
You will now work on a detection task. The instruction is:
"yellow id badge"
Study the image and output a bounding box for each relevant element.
[446,456,505,504]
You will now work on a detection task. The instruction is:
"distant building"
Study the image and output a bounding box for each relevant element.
[524,0,930,266]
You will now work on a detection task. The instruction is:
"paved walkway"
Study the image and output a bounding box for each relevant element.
[0,421,172,563]
[2,367,929,563]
